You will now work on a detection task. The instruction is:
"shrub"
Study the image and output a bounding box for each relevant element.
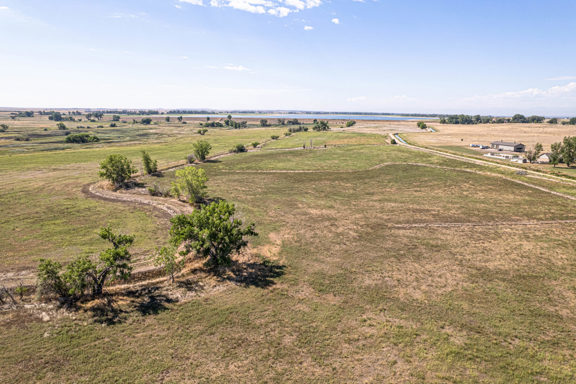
[171,166,208,204]
[0,124,8,132]
[288,126,308,133]
[169,200,257,266]
[271,135,279,140]
[391,138,397,145]
[98,154,137,187]
[110,123,117,127]
[56,122,67,130]
[65,133,100,143]
[192,140,212,162]
[14,135,30,141]
[197,128,208,135]
[346,120,356,127]
[251,142,260,148]
[186,154,195,164]
[141,118,153,125]
[312,120,330,131]
[142,151,158,175]
[231,144,247,153]
[148,184,171,197]
[284,132,292,136]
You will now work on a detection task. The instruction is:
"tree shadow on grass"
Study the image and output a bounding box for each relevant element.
[86,286,176,325]
[219,260,286,288]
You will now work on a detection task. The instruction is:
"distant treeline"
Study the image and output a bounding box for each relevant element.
[439,114,576,125]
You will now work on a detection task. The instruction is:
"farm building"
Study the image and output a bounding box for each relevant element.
[490,141,525,152]
[538,153,551,163]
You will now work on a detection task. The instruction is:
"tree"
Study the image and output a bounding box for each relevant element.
[171,166,208,204]
[98,154,137,187]
[260,119,269,127]
[169,201,257,266]
[346,120,356,127]
[177,116,183,122]
[192,140,212,162]
[66,133,99,143]
[417,121,427,129]
[57,122,67,130]
[0,124,8,132]
[550,142,562,167]
[142,151,158,175]
[197,128,208,135]
[231,144,247,153]
[251,142,260,148]
[85,226,135,296]
[511,114,528,123]
[36,227,134,299]
[561,136,576,167]
[112,115,121,121]
[154,246,183,283]
[270,135,279,140]
[525,142,543,163]
[165,116,171,123]
[141,117,153,125]
[312,120,330,131]
[548,118,558,124]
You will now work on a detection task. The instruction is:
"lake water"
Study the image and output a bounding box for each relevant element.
[183,114,430,121]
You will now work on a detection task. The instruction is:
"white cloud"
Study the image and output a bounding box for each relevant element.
[331,17,340,24]
[177,0,321,17]
[491,82,576,99]
[304,25,314,30]
[179,0,204,5]
[0,6,9,11]
[547,76,576,81]
[347,96,366,102]
[110,12,147,19]
[174,4,183,8]
[223,64,250,71]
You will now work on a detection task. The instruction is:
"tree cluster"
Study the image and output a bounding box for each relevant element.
[312,120,330,131]
[66,133,100,143]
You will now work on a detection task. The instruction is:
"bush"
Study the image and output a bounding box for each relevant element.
[231,144,247,153]
[110,123,117,127]
[312,120,330,131]
[98,154,137,187]
[96,125,104,128]
[251,142,260,148]
[186,154,195,164]
[346,120,356,127]
[0,124,8,132]
[197,128,208,135]
[142,151,158,175]
[288,126,308,133]
[65,133,100,143]
[417,121,428,129]
[271,135,279,140]
[391,138,397,145]
[148,184,171,197]
[141,118,153,125]
[284,132,292,136]
[56,122,67,130]
[192,140,212,162]
[15,135,30,141]
[169,200,257,266]
[171,166,208,204]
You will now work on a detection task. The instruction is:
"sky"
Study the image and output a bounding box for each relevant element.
[1,0,576,115]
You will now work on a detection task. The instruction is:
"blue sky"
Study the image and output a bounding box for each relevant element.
[1,0,576,115]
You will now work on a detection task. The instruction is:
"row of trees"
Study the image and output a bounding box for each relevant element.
[439,114,576,125]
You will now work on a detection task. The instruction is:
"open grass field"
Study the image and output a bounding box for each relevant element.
[2,113,576,382]
[405,121,576,177]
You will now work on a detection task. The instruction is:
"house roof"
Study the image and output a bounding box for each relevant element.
[491,141,524,147]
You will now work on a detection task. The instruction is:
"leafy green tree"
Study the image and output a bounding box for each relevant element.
[85,227,135,296]
[346,120,356,127]
[171,166,208,204]
[260,119,269,127]
[417,121,428,129]
[57,122,67,130]
[525,142,543,163]
[312,120,330,131]
[142,151,158,175]
[548,118,558,124]
[270,135,279,140]
[165,116,171,122]
[169,200,258,266]
[98,154,137,187]
[177,116,183,122]
[66,133,99,143]
[37,259,67,298]
[112,115,121,121]
[550,142,562,167]
[0,124,8,132]
[154,246,183,283]
[231,144,247,153]
[561,136,576,167]
[141,117,153,125]
[192,140,212,162]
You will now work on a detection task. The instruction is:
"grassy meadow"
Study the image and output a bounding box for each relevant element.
[1,113,576,382]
